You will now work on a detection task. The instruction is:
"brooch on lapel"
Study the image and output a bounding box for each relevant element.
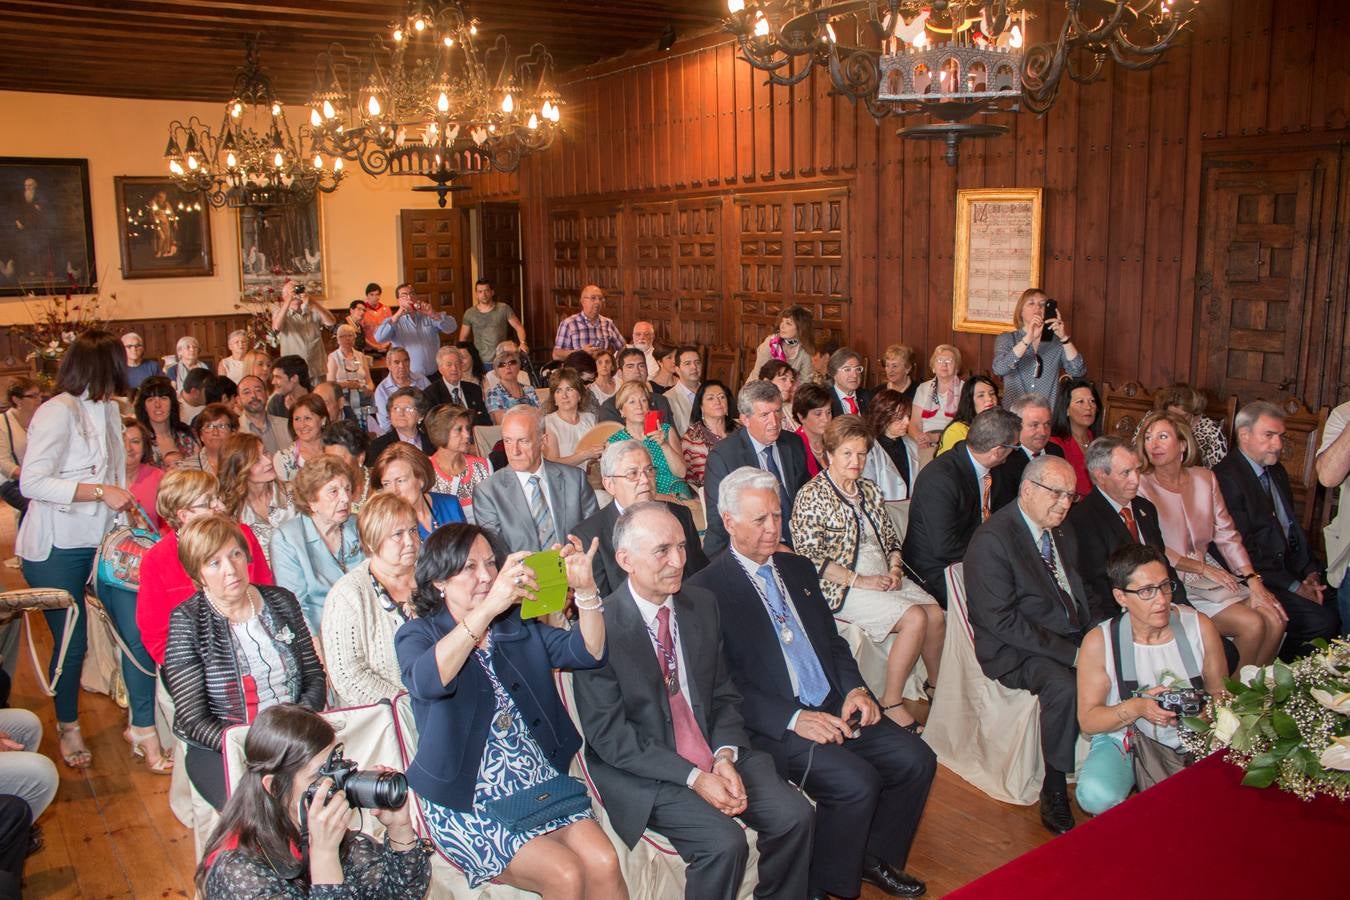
[274,625,295,645]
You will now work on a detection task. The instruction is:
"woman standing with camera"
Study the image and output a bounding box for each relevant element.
[18,331,133,769]
[992,288,1086,411]
[396,525,626,897]
[197,704,430,898]
[163,515,326,810]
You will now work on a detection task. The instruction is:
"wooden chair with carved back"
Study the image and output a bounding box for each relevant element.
[1100,382,1155,445]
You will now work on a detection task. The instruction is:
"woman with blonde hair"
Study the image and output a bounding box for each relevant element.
[992,287,1086,410]
[218,432,296,564]
[1136,411,1287,667]
[907,344,963,458]
[321,492,422,706]
[1148,383,1228,468]
[426,405,490,519]
[371,442,464,539]
[606,381,691,499]
[880,344,918,403]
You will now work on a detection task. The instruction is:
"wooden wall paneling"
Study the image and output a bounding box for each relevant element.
[716,44,738,185]
[596,75,615,195]
[900,136,932,362]
[734,193,788,363]
[631,201,676,342]
[1310,0,1348,130]
[794,62,815,178]
[654,62,672,191]
[478,202,524,314]
[736,55,756,182]
[926,151,958,375]
[1266,0,1316,133]
[954,126,990,373]
[698,49,718,186]
[814,65,835,174]
[1071,65,1116,386]
[1104,67,1152,385]
[791,189,850,354]
[774,79,793,180]
[674,197,725,349]
[836,87,857,174]
[1226,0,1274,136]
[853,102,881,363]
[753,62,773,181]
[550,208,582,337]
[1142,44,1192,387]
[1195,0,1234,138]
[587,79,604,195]
[684,53,703,188]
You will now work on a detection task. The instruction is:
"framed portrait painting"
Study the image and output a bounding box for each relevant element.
[237,196,326,299]
[114,176,214,279]
[0,157,96,296]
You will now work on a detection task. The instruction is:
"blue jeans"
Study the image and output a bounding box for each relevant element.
[95,583,157,728]
[1074,732,1135,815]
[20,547,94,723]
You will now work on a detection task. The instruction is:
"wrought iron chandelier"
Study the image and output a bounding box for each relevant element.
[308,0,563,207]
[724,1,1199,165]
[163,42,345,209]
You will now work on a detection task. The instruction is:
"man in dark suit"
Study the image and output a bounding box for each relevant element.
[966,455,1089,835]
[574,503,813,900]
[827,347,874,417]
[472,406,599,555]
[992,394,1064,510]
[572,439,708,596]
[422,344,491,425]
[1067,436,1182,626]
[902,407,1021,607]
[597,347,675,425]
[689,467,933,899]
[1214,401,1341,658]
[702,380,809,557]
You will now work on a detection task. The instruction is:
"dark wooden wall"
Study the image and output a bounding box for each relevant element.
[461,0,1350,402]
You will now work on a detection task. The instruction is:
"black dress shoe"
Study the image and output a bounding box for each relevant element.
[1039,788,1075,835]
[860,859,927,897]
[808,891,834,900]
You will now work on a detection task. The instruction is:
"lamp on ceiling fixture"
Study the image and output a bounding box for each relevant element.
[163,40,345,209]
[724,0,1199,165]
[308,0,563,207]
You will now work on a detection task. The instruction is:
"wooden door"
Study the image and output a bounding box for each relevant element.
[399,209,470,313]
[1194,152,1327,404]
[478,201,524,316]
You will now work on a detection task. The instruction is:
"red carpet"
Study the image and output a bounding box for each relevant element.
[948,751,1349,899]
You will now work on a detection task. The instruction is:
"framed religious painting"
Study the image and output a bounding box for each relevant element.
[114,176,215,279]
[952,188,1043,335]
[236,195,327,299]
[0,157,96,296]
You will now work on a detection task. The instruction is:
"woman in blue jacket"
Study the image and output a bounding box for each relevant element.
[395,524,625,897]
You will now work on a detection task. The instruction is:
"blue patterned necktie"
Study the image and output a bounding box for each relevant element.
[758,564,830,706]
[1040,530,1081,629]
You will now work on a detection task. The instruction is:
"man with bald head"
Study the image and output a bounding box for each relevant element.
[574,502,813,899]
[965,455,1090,836]
[471,405,599,555]
[552,283,626,360]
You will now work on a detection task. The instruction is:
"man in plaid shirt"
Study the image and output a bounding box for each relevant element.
[552,283,627,359]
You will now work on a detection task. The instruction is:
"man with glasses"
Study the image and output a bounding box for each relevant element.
[572,440,708,596]
[121,332,162,389]
[372,347,429,434]
[1068,437,1184,627]
[966,455,1091,836]
[423,345,491,426]
[827,348,873,417]
[552,283,626,360]
[902,407,1020,607]
[372,282,457,378]
[1072,543,1226,815]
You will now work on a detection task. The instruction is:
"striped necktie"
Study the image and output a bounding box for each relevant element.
[528,474,557,549]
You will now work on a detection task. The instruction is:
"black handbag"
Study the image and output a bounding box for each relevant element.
[0,414,26,513]
[482,774,591,833]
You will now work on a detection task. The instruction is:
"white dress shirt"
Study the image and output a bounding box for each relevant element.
[512,463,558,533]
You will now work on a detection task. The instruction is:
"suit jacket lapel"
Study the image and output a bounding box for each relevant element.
[1090,489,1132,546]
[611,586,673,740]
[671,591,708,729]
[598,506,623,591]
[723,556,794,694]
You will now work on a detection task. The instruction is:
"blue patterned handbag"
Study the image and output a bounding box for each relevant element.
[482,774,591,833]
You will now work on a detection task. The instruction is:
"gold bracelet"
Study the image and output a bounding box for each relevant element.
[461,622,481,643]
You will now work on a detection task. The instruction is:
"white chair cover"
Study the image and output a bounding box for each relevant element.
[921,563,1045,806]
[833,621,927,702]
[474,426,503,461]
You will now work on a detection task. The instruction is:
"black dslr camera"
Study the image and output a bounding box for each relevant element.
[299,744,409,833]
[1146,688,1209,718]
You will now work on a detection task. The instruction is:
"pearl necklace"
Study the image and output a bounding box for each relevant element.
[205,585,259,624]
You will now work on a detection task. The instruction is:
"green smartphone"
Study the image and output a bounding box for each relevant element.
[519,550,570,620]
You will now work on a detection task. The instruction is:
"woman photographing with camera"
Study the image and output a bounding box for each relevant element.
[396,525,626,898]
[197,704,430,898]
[992,288,1086,410]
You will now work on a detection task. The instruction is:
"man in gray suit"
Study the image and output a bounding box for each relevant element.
[965,455,1089,836]
[574,503,813,900]
[472,406,600,555]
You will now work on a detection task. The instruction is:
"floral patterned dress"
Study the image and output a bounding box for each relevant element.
[418,642,593,887]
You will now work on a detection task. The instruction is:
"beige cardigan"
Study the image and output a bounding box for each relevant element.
[320,559,408,707]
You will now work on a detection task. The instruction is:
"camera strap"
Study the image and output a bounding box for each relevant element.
[1109,610,1204,697]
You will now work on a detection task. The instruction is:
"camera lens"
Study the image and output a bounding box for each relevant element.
[342,770,409,811]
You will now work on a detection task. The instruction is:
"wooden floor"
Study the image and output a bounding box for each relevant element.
[2,511,1060,899]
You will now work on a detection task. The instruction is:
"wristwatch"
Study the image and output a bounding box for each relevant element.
[92,485,105,501]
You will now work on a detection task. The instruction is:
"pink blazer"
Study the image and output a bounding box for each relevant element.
[1138,467,1254,573]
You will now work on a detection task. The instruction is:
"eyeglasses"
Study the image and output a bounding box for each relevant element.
[1029,479,1079,503]
[200,422,234,432]
[1122,580,1178,601]
[390,405,418,415]
[496,360,520,368]
[123,342,143,349]
[612,465,655,483]
[20,392,40,400]
[839,365,864,374]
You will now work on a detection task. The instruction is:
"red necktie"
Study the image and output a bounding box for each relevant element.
[844,394,859,415]
[981,473,993,521]
[1121,506,1140,543]
[655,605,714,773]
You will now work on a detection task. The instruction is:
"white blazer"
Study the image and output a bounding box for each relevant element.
[17,392,125,560]
[862,435,919,501]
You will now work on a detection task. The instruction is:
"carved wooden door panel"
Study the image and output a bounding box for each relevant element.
[1194,159,1320,404]
[477,201,523,316]
[674,198,724,350]
[631,202,676,344]
[399,209,470,312]
[580,205,624,327]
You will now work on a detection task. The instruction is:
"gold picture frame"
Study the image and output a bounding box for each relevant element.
[952,188,1043,335]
